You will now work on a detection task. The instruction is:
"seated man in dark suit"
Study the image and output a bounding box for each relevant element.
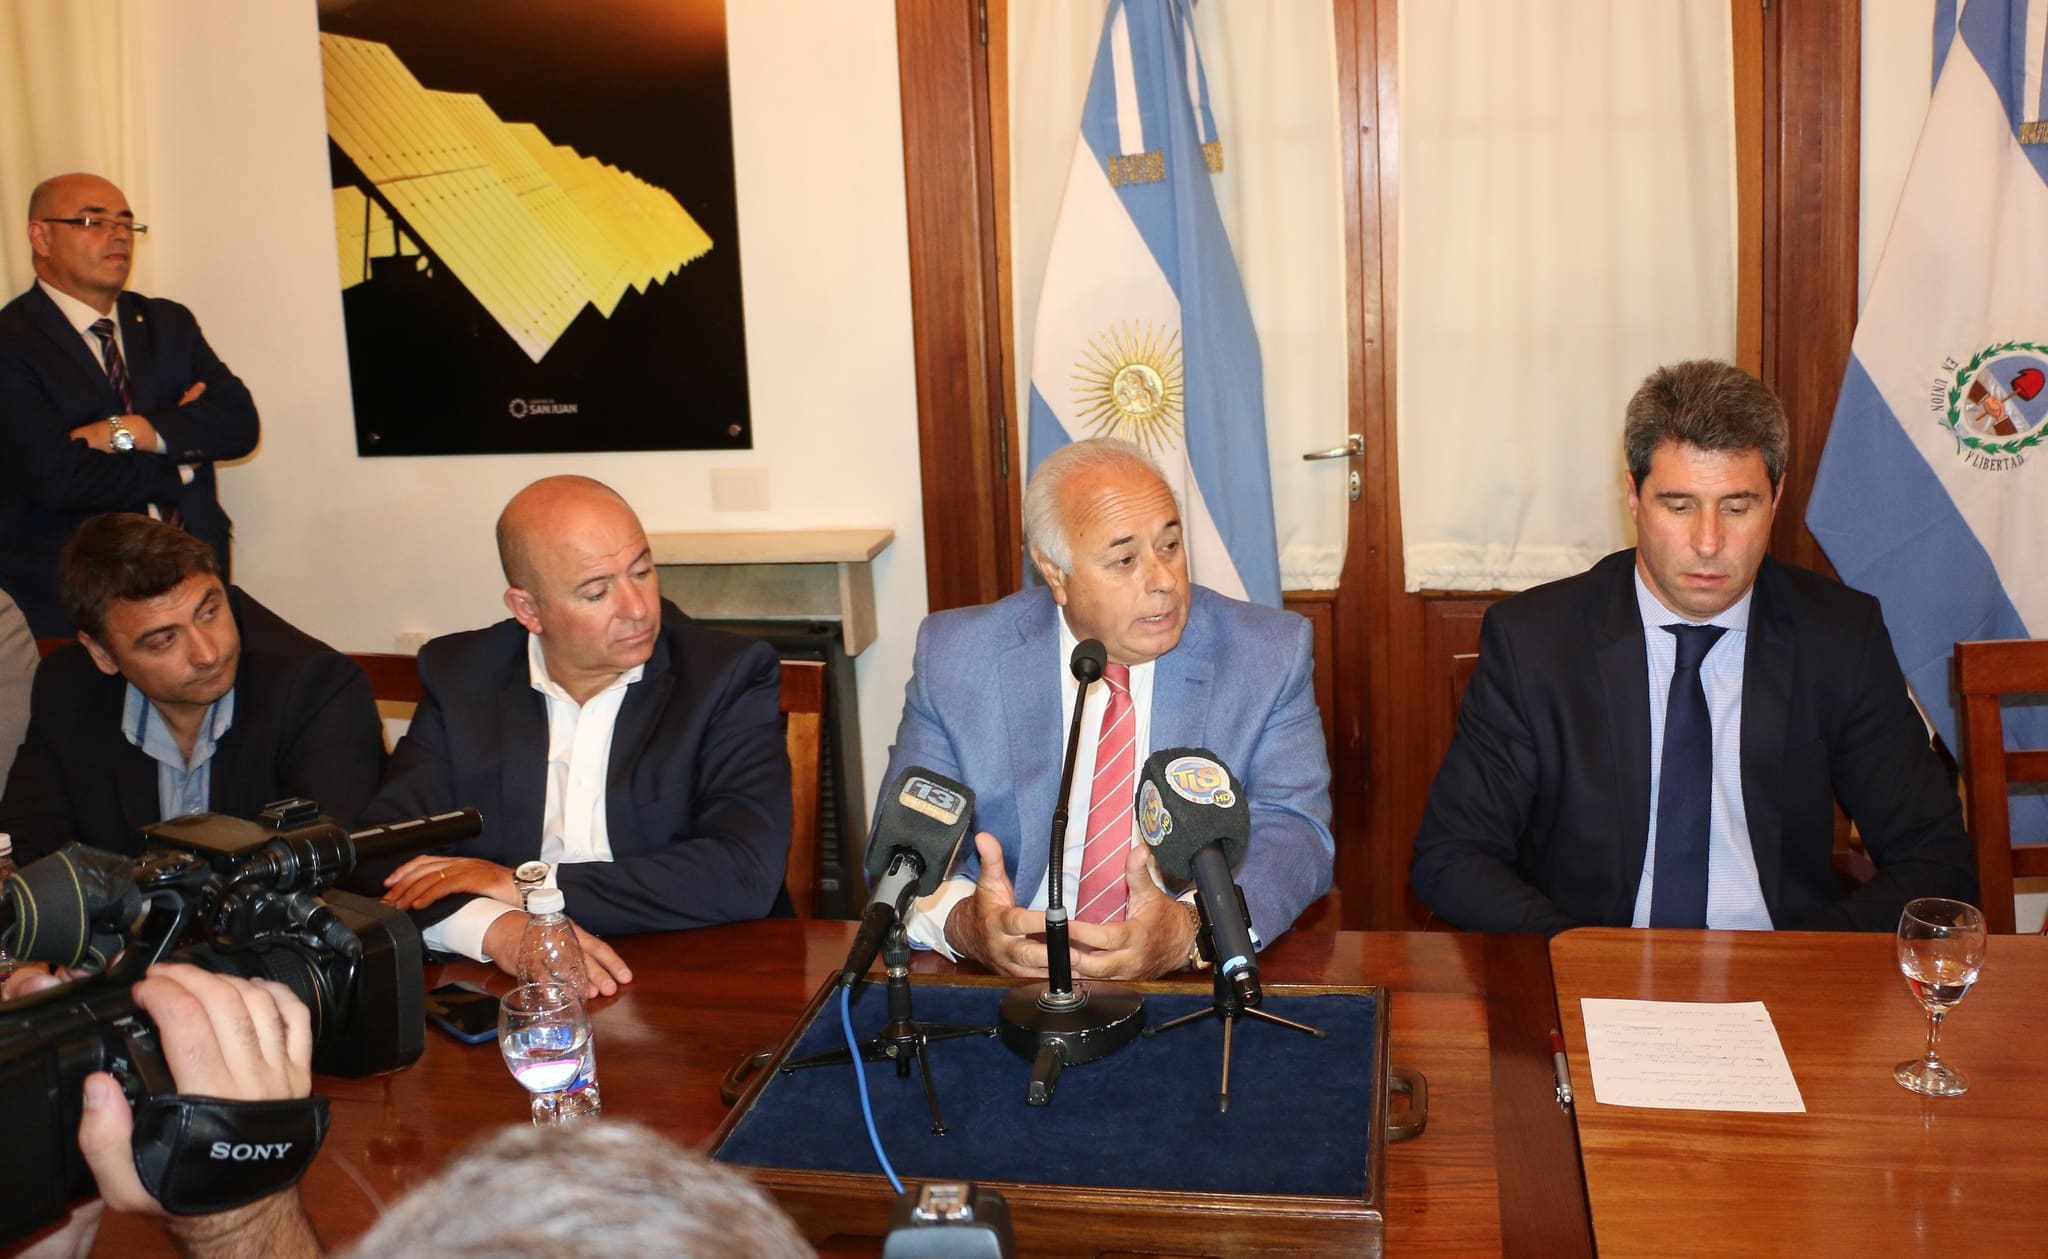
[0,172,260,636]
[358,476,791,990]
[0,512,384,862]
[1411,360,1977,935]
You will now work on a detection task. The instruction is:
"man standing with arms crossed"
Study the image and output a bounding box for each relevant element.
[0,172,259,636]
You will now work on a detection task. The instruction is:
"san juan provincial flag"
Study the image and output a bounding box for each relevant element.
[1807,0,2048,837]
[1025,0,1282,606]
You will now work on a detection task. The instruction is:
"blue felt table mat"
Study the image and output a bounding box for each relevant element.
[715,982,1380,1199]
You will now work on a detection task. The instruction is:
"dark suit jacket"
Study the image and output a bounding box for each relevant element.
[355,602,791,938]
[1409,551,1977,934]
[0,588,384,862]
[0,284,260,635]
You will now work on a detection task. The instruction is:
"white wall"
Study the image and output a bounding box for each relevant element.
[121,0,927,808]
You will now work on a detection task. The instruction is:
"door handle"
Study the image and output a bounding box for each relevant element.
[1301,434,1364,461]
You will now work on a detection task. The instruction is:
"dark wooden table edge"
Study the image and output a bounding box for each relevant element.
[1484,932,1595,1259]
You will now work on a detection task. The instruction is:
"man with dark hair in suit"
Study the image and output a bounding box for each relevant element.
[0,172,260,637]
[877,438,1333,981]
[1410,360,1977,935]
[357,477,791,993]
[0,513,383,861]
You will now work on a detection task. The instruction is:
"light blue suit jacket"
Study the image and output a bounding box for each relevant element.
[872,585,1334,944]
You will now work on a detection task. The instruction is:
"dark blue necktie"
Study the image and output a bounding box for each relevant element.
[1650,623,1727,927]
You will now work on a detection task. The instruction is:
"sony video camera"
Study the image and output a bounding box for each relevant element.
[0,798,480,1244]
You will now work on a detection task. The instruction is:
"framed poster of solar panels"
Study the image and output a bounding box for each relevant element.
[318,0,750,455]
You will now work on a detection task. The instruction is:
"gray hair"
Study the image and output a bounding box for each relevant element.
[1622,360,1790,490]
[340,1122,814,1258]
[1022,437,1175,573]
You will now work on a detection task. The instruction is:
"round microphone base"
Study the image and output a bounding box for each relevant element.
[997,981,1145,1106]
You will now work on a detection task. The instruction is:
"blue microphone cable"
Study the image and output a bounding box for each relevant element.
[840,983,904,1194]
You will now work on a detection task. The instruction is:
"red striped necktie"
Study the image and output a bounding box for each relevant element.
[1076,662,1135,923]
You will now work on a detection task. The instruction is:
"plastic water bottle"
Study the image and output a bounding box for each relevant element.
[514,888,601,1119]
[0,834,15,978]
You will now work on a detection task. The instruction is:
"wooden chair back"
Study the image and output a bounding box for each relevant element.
[35,637,70,658]
[778,659,826,918]
[1954,639,2048,933]
[345,651,829,919]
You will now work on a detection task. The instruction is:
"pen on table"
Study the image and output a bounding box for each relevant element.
[1550,1028,1574,1109]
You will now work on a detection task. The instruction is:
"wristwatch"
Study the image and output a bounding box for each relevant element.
[108,415,136,453]
[1181,899,1213,972]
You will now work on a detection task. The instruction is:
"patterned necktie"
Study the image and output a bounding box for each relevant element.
[1650,623,1728,927]
[1076,662,1135,923]
[89,317,133,412]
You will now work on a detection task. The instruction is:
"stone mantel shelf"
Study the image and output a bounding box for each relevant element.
[647,528,894,657]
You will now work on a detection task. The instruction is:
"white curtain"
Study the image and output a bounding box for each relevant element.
[0,0,153,293]
[1009,1,1352,590]
[1396,0,1736,592]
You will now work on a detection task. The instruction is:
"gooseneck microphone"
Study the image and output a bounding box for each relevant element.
[1138,748,1259,1006]
[840,768,975,987]
[996,638,1145,1105]
[1041,637,1106,998]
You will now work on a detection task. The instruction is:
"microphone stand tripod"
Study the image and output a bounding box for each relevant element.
[1144,888,1325,1113]
[781,920,994,1134]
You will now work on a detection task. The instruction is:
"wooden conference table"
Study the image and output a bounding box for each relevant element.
[1552,928,2048,1259]
[88,920,1593,1258]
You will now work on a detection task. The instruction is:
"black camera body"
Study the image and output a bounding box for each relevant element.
[0,800,479,1244]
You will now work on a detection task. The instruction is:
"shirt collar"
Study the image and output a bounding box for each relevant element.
[1055,609,1159,685]
[1632,567,1754,635]
[39,278,117,333]
[526,631,645,705]
[121,681,236,755]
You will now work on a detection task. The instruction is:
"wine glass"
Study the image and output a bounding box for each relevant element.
[499,982,591,1125]
[1893,897,1988,1097]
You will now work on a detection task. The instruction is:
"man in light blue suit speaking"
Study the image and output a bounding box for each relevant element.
[877,438,1333,981]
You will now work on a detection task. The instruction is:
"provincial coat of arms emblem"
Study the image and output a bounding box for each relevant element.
[1936,341,2048,472]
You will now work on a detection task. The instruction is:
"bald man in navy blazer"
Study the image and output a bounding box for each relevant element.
[0,173,258,636]
[876,438,1333,981]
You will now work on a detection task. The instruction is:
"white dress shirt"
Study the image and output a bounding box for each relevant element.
[1628,570,1775,930]
[422,634,645,961]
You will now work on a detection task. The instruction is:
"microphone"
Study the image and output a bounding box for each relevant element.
[994,637,1146,1105]
[1041,637,1106,998]
[1137,748,1260,1007]
[840,768,974,987]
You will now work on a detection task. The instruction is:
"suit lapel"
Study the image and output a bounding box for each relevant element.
[1594,558,1654,918]
[1739,560,1794,916]
[1151,591,1215,751]
[117,293,156,409]
[497,663,548,853]
[117,744,160,835]
[1000,596,1061,896]
[25,286,121,412]
[606,670,672,853]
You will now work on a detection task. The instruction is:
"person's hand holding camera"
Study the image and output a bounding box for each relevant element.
[76,964,324,1259]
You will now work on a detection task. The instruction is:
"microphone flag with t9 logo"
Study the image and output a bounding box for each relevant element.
[1137,748,1260,1005]
[842,769,975,987]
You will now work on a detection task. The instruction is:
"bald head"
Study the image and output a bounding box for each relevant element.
[27,172,136,310]
[496,476,635,589]
[497,477,660,703]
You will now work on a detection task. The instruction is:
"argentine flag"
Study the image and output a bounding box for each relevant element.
[1025,0,1281,606]
[1807,0,2048,832]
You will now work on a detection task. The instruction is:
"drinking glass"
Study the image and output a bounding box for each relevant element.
[1893,897,1988,1097]
[498,982,591,1124]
